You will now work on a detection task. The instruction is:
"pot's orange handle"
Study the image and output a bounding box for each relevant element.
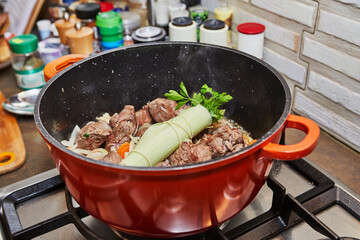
[261,114,320,160]
[44,54,87,82]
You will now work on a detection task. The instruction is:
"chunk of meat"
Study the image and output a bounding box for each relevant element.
[135,124,151,138]
[148,98,177,122]
[169,142,212,166]
[106,105,137,151]
[135,105,153,127]
[101,151,122,164]
[155,159,171,167]
[201,127,245,157]
[77,121,112,150]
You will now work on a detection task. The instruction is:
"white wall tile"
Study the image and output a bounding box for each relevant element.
[308,71,360,115]
[318,10,360,46]
[334,0,360,8]
[251,0,317,27]
[302,37,360,81]
[263,47,307,84]
[294,91,360,149]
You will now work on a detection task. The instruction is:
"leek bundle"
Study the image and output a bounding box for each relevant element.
[121,105,211,166]
[121,82,232,167]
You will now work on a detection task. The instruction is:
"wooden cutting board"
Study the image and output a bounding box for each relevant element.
[0,91,26,175]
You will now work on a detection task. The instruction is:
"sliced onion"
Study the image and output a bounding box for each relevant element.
[61,125,80,147]
[87,148,108,160]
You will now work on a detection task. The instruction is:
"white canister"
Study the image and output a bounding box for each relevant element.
[169,17,197,42]
[168,3,187,20]
[199,19,228,47]
[154,0,169,27]
[237,22,265,59]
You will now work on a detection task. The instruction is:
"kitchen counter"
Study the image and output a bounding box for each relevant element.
[0,65,359,194]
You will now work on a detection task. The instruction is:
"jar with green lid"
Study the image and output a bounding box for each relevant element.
[9,34,45,90]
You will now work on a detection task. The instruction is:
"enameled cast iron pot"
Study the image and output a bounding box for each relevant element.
[34,42,319,238]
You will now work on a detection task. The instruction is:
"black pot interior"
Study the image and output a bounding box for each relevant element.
[37,43,290,148]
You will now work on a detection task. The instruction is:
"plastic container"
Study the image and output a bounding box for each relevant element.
[189,6,208,40]
[36,19,51,40]
[214,5,233,44]
[237,22,265,59]
[96,11,124,49]
[8,34,45,90]
[169,17,196,42]
[199,19,228,47]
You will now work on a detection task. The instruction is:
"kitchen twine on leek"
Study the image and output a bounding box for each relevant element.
[122,114,194,167]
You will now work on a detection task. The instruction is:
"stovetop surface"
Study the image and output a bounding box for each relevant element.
[0,158,359,240]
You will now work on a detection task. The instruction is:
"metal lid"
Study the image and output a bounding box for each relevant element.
[9,34,38,54]
[237,22,265,34]
[172,17,193,26]
[132,27,166,43]
[203,19,225,30]
[75,3,101,20]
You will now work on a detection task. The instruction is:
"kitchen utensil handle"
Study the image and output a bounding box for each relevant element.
[261,114,320,160]
[44,54,87,82]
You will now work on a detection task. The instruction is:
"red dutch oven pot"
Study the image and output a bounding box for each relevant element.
[35,42,319,238]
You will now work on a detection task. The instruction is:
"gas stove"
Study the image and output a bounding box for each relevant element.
[0,158,359,240]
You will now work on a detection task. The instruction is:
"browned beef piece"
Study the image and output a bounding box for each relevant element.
[106,105,137,151]
[135,105,153,126]
[175,104,190,115]
[169,142,212,166]
[77,121,112,150]
[155,159,171,167]
[101,151,122,164]
[148,98,177,122]
[135,124,150,138]
[201,127,245,157]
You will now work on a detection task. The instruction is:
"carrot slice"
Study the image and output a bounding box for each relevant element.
[117,142,130,159]
[249,139,257,145]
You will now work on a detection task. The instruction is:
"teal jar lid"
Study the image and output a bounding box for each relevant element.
[9,34,39,54]
[96,11,122,28]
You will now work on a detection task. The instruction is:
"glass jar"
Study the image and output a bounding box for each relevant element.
[9,34,45,90]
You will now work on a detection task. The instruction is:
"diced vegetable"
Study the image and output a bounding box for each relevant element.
[121,104,212,167]
[117,142,130,159]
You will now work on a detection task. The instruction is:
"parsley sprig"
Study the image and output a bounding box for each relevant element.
[164,82,233,122]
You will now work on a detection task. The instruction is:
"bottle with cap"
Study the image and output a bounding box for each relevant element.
[199,19,228,47]
[169,17,197,42]
[214,4,233,45]
[8,34,45,90]
[189,6,208,40]
[65,22,94,55]
[96,11,124,50]
[237,22,265,59]
[75,3,101,52]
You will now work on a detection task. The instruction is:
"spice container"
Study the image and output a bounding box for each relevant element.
[8,34,45,90]
[214,4,233,44]
[75,3,101,53]
[169,17,196,42]
[96,11,124,50]
[237,22,265,59]
[199,19,228,47]
[189,6,208,40]
[54,12,78,44]
[120,11,141,46]
[65,22,94,55]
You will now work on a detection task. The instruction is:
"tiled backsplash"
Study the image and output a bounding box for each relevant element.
[202,0,360,152]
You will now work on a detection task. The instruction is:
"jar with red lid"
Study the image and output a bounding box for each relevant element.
[237,22,265,59]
